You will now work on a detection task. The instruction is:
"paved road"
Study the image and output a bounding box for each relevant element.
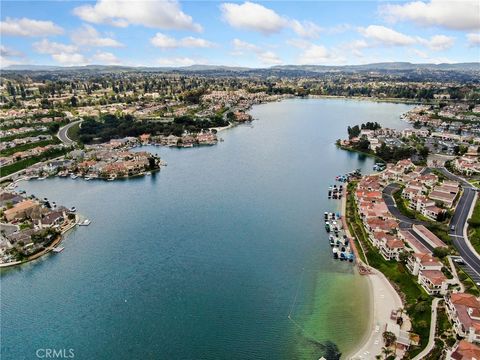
[383,173,480,283]
[383,183,424,229]
[412,298,440,360]
[437,167,480,283]
[57,120,82,146]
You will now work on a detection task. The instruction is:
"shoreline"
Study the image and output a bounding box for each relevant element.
[0,215,78,269]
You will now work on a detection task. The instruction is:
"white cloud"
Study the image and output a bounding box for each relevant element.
[341,39,369,57]
[0,45,26,68]
[92,51,121,64]
[0,56,22,68]
[423,35,455,51]
[73,0,202,32]
[157,57,199,66]
[467,33,480,47]
[150,33,215,49]
[290,20,322,39]
[232,38,282,65]
[0,45,23,58]
[297,44,344,64]
[410,48,429,59]
[380,0,480,31]
[232,38,261,53]
[33,39,78,55]
[71,24,123,47]
[257,51,282,65]
[51,52,88,66]
[0,17,63,37]
[32,39,87,66]
[221,1,321,38]
[221,2,286,34]
[359,25,416,46]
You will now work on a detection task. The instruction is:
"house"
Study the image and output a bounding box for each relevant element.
[3,200,40,222]
[0,192,24,208]
[446,340,480,360]
[38,209,66,228]
[446,293,480,343]
[418,269,448,295]
[423,205,445,221]
[399,230,430,254]
[411,224,448,249]
[379,237,405,261]
[406,253,442,276]
[409,195,435,213]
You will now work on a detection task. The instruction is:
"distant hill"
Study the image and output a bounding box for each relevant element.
[271,62,480,72]
[3,62,479,76]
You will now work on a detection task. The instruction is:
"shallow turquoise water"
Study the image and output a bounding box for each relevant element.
[1,98,412,359]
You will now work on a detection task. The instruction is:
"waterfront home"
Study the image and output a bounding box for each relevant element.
[378,235,404,261]
[411,225,448,249]
[0,192,24,208]
[3,200,40,222]
[406,253,442,276]
[38,209,66,229]
[365,218,399,234]
[418,269,448,295]
[446,340,480,359]
[446,293,480,343]
[139,133,151,144]
[357,175,382,191]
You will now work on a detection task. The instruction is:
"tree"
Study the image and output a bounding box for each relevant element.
[382,331,397,347]
[70,96,78,107]
[355,137,370,151]
[348,125,361,139]
[433,247,449,258]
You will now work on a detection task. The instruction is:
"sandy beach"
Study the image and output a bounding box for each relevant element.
[347,270,404,359]
[341,189,407,359]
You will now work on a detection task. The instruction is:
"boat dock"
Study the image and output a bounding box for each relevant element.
[324,211,354,262]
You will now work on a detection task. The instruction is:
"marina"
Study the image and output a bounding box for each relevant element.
[324,211,354,262]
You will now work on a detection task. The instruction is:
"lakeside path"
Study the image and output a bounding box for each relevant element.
[348,270,404,360]
[340,187,406,360]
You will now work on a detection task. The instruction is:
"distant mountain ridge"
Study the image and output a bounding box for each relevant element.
[4,62,479,73]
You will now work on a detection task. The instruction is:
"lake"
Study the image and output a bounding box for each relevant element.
[1,98,412,359]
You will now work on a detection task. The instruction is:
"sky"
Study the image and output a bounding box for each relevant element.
[0,0,479,68]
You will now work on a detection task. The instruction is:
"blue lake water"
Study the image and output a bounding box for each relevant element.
[1,98,412,359]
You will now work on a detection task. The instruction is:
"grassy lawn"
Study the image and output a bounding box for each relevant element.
[67,122,81,142]
[467,196,480,255]
[0,138,60,157]
[346,182,431,358]
[1,147,69,177]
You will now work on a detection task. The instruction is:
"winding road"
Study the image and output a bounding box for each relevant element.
[383,167,480,284]
[57,120,82,146]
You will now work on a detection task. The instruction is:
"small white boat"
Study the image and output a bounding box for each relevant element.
[146,172,152,176]
[107,177,115,181]
[38,176,47,180]
[85,176,92,181]
[52,247,64,253]
[70,207,77,212]
[79,219,91,226]
[70,174,78,179]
